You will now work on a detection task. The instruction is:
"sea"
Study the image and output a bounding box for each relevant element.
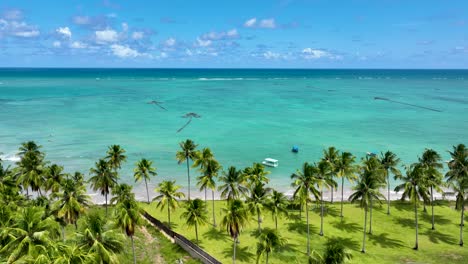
[0,68,467,200]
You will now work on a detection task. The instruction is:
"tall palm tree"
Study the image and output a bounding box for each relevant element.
[322,147,340,203]
[192,147,214,171]
[349,162,385,253]
[379,151,401,215]
[218,166,248,202]
[256,228,286,264]
[182,198,208,244]
[52,178,90,229]
[89,159,118,217]
[76,210,125,264]
[247,182,272,232]
[16,151,46,197]
[18,141,43,157]
[110,183,134,205]
[244,163,270,187]
[154,180,185,227]
[316,160,336,236]
[362,156,385,234]
[114,186,141,264]
[176,139,198,200]
[134,158,157,203]
[44,164,66,195]
[291,162,320,256]
[394,163,429,250]
[106,145,127,175]
[419,149,443,230]
[198,159,221,226]
[445,144,468,246]
[335,152,357,218]
[0,206,60,263]
[267,190,289,230]
[221,199,250,264]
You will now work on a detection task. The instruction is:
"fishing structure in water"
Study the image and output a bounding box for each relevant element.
[177,112,201,133]
[147,100,167,111]
[374,97,442,112]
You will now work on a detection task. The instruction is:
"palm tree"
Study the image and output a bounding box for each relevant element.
[44,164,66,195]
[134,158,157,203]
[247,182,272,232]
[256,228,286,264]
[419,149,443,230]
[335,152,357,218]
[89,159,117,217]
[379,151,401,215]
[176,139,198,200]
[110,183,134,205]
[154,180,185,227]
[218,166,248,202]
[267,190,289,230]
[291,162,320,256]
[16,151,46,197]
[362,156,385,234]
[192,147,214,171]
[349,162,386,253]
[197,159,221,227]
[76,210,125,264]
[322,147,340,203]
[445,144,468,246]
[52,178,90,230]
[114,186,141,264]
[106,145,127,175]
[316,160,336,236]
[0,206,60,263]
[52,243,93,264]
[308,238,352,264]
[18,141,43,157]
[394,163,429,250]
[221,199,250,264]
[182,198,208,244]
[244,163,270,187]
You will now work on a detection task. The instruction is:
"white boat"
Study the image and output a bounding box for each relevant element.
[262,158,279,167]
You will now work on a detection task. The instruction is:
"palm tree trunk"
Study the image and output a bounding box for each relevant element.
[233,237,237,264]
[205,187,207,203]
[61,226,65,242]
[414,199,419,250]
[362,207,368,253]
[387,171,391,215]
[186,159,191,200]
[145,178,150,204]
[275,215,278,231]
[369,197,373,234]
[320,187,324,236]
[195,223,199,244]
[460,199,464,246]
[131,235,137,264]
[168,206,171,227]
[306,200,310,256]
[431,186,435,230]
[257,208,261,232]
[74,221,78,230]
[340,177,344,218]
[266,252,269,264]
[331,185,334,203]
[212,190,216,227]
[105,192,108,217]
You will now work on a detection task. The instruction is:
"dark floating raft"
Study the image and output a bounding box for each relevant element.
[374,97,442,113]
[147,100,167,111]
[177,112,201,133]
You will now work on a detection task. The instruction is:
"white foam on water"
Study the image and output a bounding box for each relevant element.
[197,77,259,81]
[0,154,20,162]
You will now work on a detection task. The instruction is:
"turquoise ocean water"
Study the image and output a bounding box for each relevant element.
[0,69,467,197]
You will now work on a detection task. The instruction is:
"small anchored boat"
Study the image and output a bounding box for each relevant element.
[262,158,279,168]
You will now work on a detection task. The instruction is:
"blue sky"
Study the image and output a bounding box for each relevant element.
[0,0,467,68]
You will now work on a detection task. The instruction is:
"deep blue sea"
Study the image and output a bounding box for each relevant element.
[1,68,467,198]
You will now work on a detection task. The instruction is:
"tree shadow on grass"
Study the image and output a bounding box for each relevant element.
[202,227,229,242]
[311,205,340,217]
[275,242,300,262]
[421,213,451,225]
[328,236,360,251]
[392,201,413,212]
[368,233,404,248]
[394,217,414,228]
[331,220,361,233]
[222,245,255,263]
[287,222,318,235]
[422,229,457,244]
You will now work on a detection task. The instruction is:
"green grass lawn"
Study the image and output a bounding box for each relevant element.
[142,200,467,264]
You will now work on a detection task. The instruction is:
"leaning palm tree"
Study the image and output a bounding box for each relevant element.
[379,151,401,215]
[419,149,443,230]
[134,158,157,203]
[198,158,221,226]
[154,180,185,227]
[322,147,340,203]
[394,163,429,250]
[182,198,208,244]
[445,144,468,246]
[76,210,125,264]
[349,164,386,253]
[291,162,320,256]
[106,144,127,175]
[256,228,286,264]
[114,187,141,264]
[218,166,248,202]
[176,139,198,200]
[0,206,60,263]
[52,178,90,230]
[335,152,357,218]
[247,182,272,232]
[267,190,289,230]
[316,160,336,236]
[89,159,117,217]
[221,199,250,264]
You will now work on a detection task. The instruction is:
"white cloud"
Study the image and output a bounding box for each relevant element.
[263,51,281,59]
[164,37,176,47]
[121,22,128,31]
[3,9,23,20]
[132,31,144,40]
[302,48,342,60]
[200,29,239,41]
[13,30,39,37]
[110,44,150,58]
[185,49,193,56]
[244,18,257,27]
[197,37,212,47]
[70,41,87,49]
[259,19,276,29]
[0,19,40,38]
[73,16,90,25]
[95,29,118,43]
[227,29,238,37]
[56,27,71,38]
[53,41,61,48]
[160,52,168,58]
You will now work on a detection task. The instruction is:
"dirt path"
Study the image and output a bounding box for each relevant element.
[140,226,165,264]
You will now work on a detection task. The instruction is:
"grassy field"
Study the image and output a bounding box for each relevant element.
[142,200,467,264]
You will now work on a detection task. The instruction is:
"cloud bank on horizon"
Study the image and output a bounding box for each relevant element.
[0,0,467,68]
